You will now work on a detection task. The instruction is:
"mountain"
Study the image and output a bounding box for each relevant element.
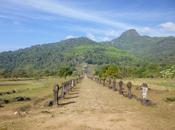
[147,37,175,63]
[0,29,174,78]
[117,29,140,39]
[0,37,137,77]
[111,29,175,63]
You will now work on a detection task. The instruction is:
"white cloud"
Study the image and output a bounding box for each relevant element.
[8,0,134,29]
[141,27,153,33]
[160,22,175,31]
[62,25,121,40]
[86,33,96,41]
[100,37,111,41]
[104,30,120,38]
[2,0,175,38]
[65,35,76,39]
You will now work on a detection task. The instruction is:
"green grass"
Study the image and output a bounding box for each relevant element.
[0,77,65,100]
[166,97,175,102]
[122,78,175,90]
[157,81,175,88]
[62,44,136,60]
[63,44,95,56]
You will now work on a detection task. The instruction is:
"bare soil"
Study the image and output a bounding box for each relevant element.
[0,77,175,130]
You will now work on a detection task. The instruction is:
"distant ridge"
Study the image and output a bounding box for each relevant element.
[0,29,175,77]
[111,29,175,63]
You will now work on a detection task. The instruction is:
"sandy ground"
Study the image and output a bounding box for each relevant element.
[0,77,175,130]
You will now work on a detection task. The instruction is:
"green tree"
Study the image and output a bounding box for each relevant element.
[95,65,119,79]
[58,66,73,79]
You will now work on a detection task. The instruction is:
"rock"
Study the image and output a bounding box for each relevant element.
[44,100,54,107]
[6,91,11,94]
[15,97,25,101]
[14,111,27,116]
[3,99,9,104]
[0,90,16,96]
[139,98,156,106]
[12,90,16,93]
[166,97,175,102]
[14,96,31,102]
[0,99,9,104]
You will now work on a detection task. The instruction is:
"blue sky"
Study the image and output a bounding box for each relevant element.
[0,0,175,51]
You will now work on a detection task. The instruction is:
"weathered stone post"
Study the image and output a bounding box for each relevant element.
[71,79,74,89]
[112,79,117,91]
[100,78,102,84]
[53,84,59,105]
[104,79,107,87]
[127,82,132,99]
[67,81,70,92]
[74,79,77,86]
[108,78,112,89]
[103,79,105,86]
[140,83,148,104]
[119,81,123,95]
[69,80,71,91]
[65,81,68,94]
[61,83,65,98]
[74,79,76,85]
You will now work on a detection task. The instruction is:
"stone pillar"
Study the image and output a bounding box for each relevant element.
[140,83,148,104]
[71,80,74,88]
[65,81,68,94]
[103,79,105,86]
[127,82,132,99]
[53,84,59,105]
[61,83,65,98]
[100,79,102,84]
[112,80,117,91]
[67,81,69,91]
[119,81,123,95]
[105,79,107,87]
[108,79,112,89]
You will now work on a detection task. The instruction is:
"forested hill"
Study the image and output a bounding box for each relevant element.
[0,37,137,77]
[0,29,175,78]
[111,29,175,64]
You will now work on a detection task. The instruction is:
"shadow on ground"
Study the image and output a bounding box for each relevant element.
[59,101,76,106]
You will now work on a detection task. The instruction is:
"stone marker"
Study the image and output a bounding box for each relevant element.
[141,83,148,99]
[53,84,59,105]
[44,100,54,107]
[119,81,124,95]
[140,83,148,104]
[71,80,74,88]
[127,82,132,99]
[112,79,117,91]
[108,79,112,89]
[103,79,105,86]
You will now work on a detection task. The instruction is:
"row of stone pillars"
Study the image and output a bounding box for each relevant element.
[89,76,152,106]
[53,76,83,106]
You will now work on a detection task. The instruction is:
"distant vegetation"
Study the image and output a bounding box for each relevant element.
[95,65,119,79]
[95,64,175,78]
[0,29,175,78]
[58,66,74,79]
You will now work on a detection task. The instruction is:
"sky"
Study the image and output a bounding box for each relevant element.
[0,0,175,52]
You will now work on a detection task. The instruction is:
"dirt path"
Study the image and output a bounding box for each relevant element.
[1,77,175,130]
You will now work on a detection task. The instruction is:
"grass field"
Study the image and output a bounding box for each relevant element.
[0,77,69,110]
[0,77,175,130]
